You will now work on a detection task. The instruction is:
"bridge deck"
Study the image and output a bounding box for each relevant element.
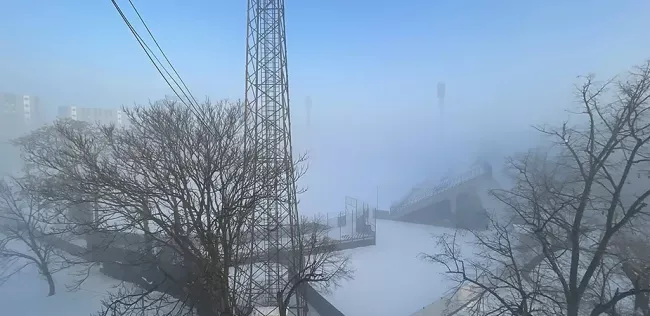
[387,165,500,227]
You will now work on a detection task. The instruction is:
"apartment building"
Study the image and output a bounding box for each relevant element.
[0,92,43,175]
[1,92,42,129]
[57,105,127,128]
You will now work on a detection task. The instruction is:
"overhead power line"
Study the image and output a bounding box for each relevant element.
[109,0,206,124]
[125,0,200,108]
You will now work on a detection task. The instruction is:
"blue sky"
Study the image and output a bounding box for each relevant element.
[2,0,650,213]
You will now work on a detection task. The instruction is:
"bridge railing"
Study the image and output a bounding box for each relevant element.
[391,164,490,215]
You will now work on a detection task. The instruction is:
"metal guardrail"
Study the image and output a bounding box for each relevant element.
[323,196,377,242]
[391,164,490,215]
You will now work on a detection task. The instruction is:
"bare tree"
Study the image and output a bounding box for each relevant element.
[13,99,347,316]
[425,60,650,316]
[0,175,65,296]
[276,214,353,316]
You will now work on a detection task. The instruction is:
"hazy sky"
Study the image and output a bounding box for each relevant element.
[2,0,650,214]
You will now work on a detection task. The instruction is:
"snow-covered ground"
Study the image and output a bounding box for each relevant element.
[0,219,471,316]
[320,219,475,316]
[0,261,122,316]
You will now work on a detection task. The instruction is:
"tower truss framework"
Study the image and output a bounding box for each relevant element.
[239,0,306,315]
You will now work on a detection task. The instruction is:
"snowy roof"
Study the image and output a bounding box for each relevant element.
[320,220,476,316]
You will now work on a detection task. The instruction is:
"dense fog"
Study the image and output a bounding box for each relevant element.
[2,1,650,316]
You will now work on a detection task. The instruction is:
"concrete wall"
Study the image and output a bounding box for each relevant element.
[303,283,346,316]
[409,284,480,316]
[306,302,322,316]
[335,236,376,250]
[375,209,391,220]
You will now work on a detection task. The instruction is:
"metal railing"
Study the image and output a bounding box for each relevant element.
[391,164,490,214]
[320,196,377,242]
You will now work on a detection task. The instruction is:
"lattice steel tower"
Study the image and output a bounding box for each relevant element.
[241,0,306,315]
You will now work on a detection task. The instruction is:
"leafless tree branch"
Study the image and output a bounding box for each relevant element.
[424,60,650,316]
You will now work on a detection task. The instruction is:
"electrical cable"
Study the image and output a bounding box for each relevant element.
[109,0,213,131]
[110,0,191,108]
[126,0,200,108]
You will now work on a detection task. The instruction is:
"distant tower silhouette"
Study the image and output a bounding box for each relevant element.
[305,96,312,128]
[437,82,446,118]
[437,82,447,146]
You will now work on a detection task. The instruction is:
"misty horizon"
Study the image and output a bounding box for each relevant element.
[2,1,650,315]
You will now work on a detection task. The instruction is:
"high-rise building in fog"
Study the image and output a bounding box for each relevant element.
[57,105,128,128]
[0,92,43,175]
[1,92,42,129]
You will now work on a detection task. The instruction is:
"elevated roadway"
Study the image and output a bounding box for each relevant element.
[388,163,501,229]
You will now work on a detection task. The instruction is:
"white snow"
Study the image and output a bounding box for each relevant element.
[0,239,174,316]
[320,219,476,316]
[0,262,122,316]
[0,219,475,316]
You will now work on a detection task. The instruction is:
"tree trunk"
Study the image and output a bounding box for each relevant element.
[278,290,288,316]
[143,218,154,256]
[634,276,650,315]
[622,262,650,315]
[219,274,231,315]
[45,270,56,296]
[567,298,580,316]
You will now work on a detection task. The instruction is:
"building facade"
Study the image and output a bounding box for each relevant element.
[1,92,43,175]
[1,92,42,129]
[57,105,127,128]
